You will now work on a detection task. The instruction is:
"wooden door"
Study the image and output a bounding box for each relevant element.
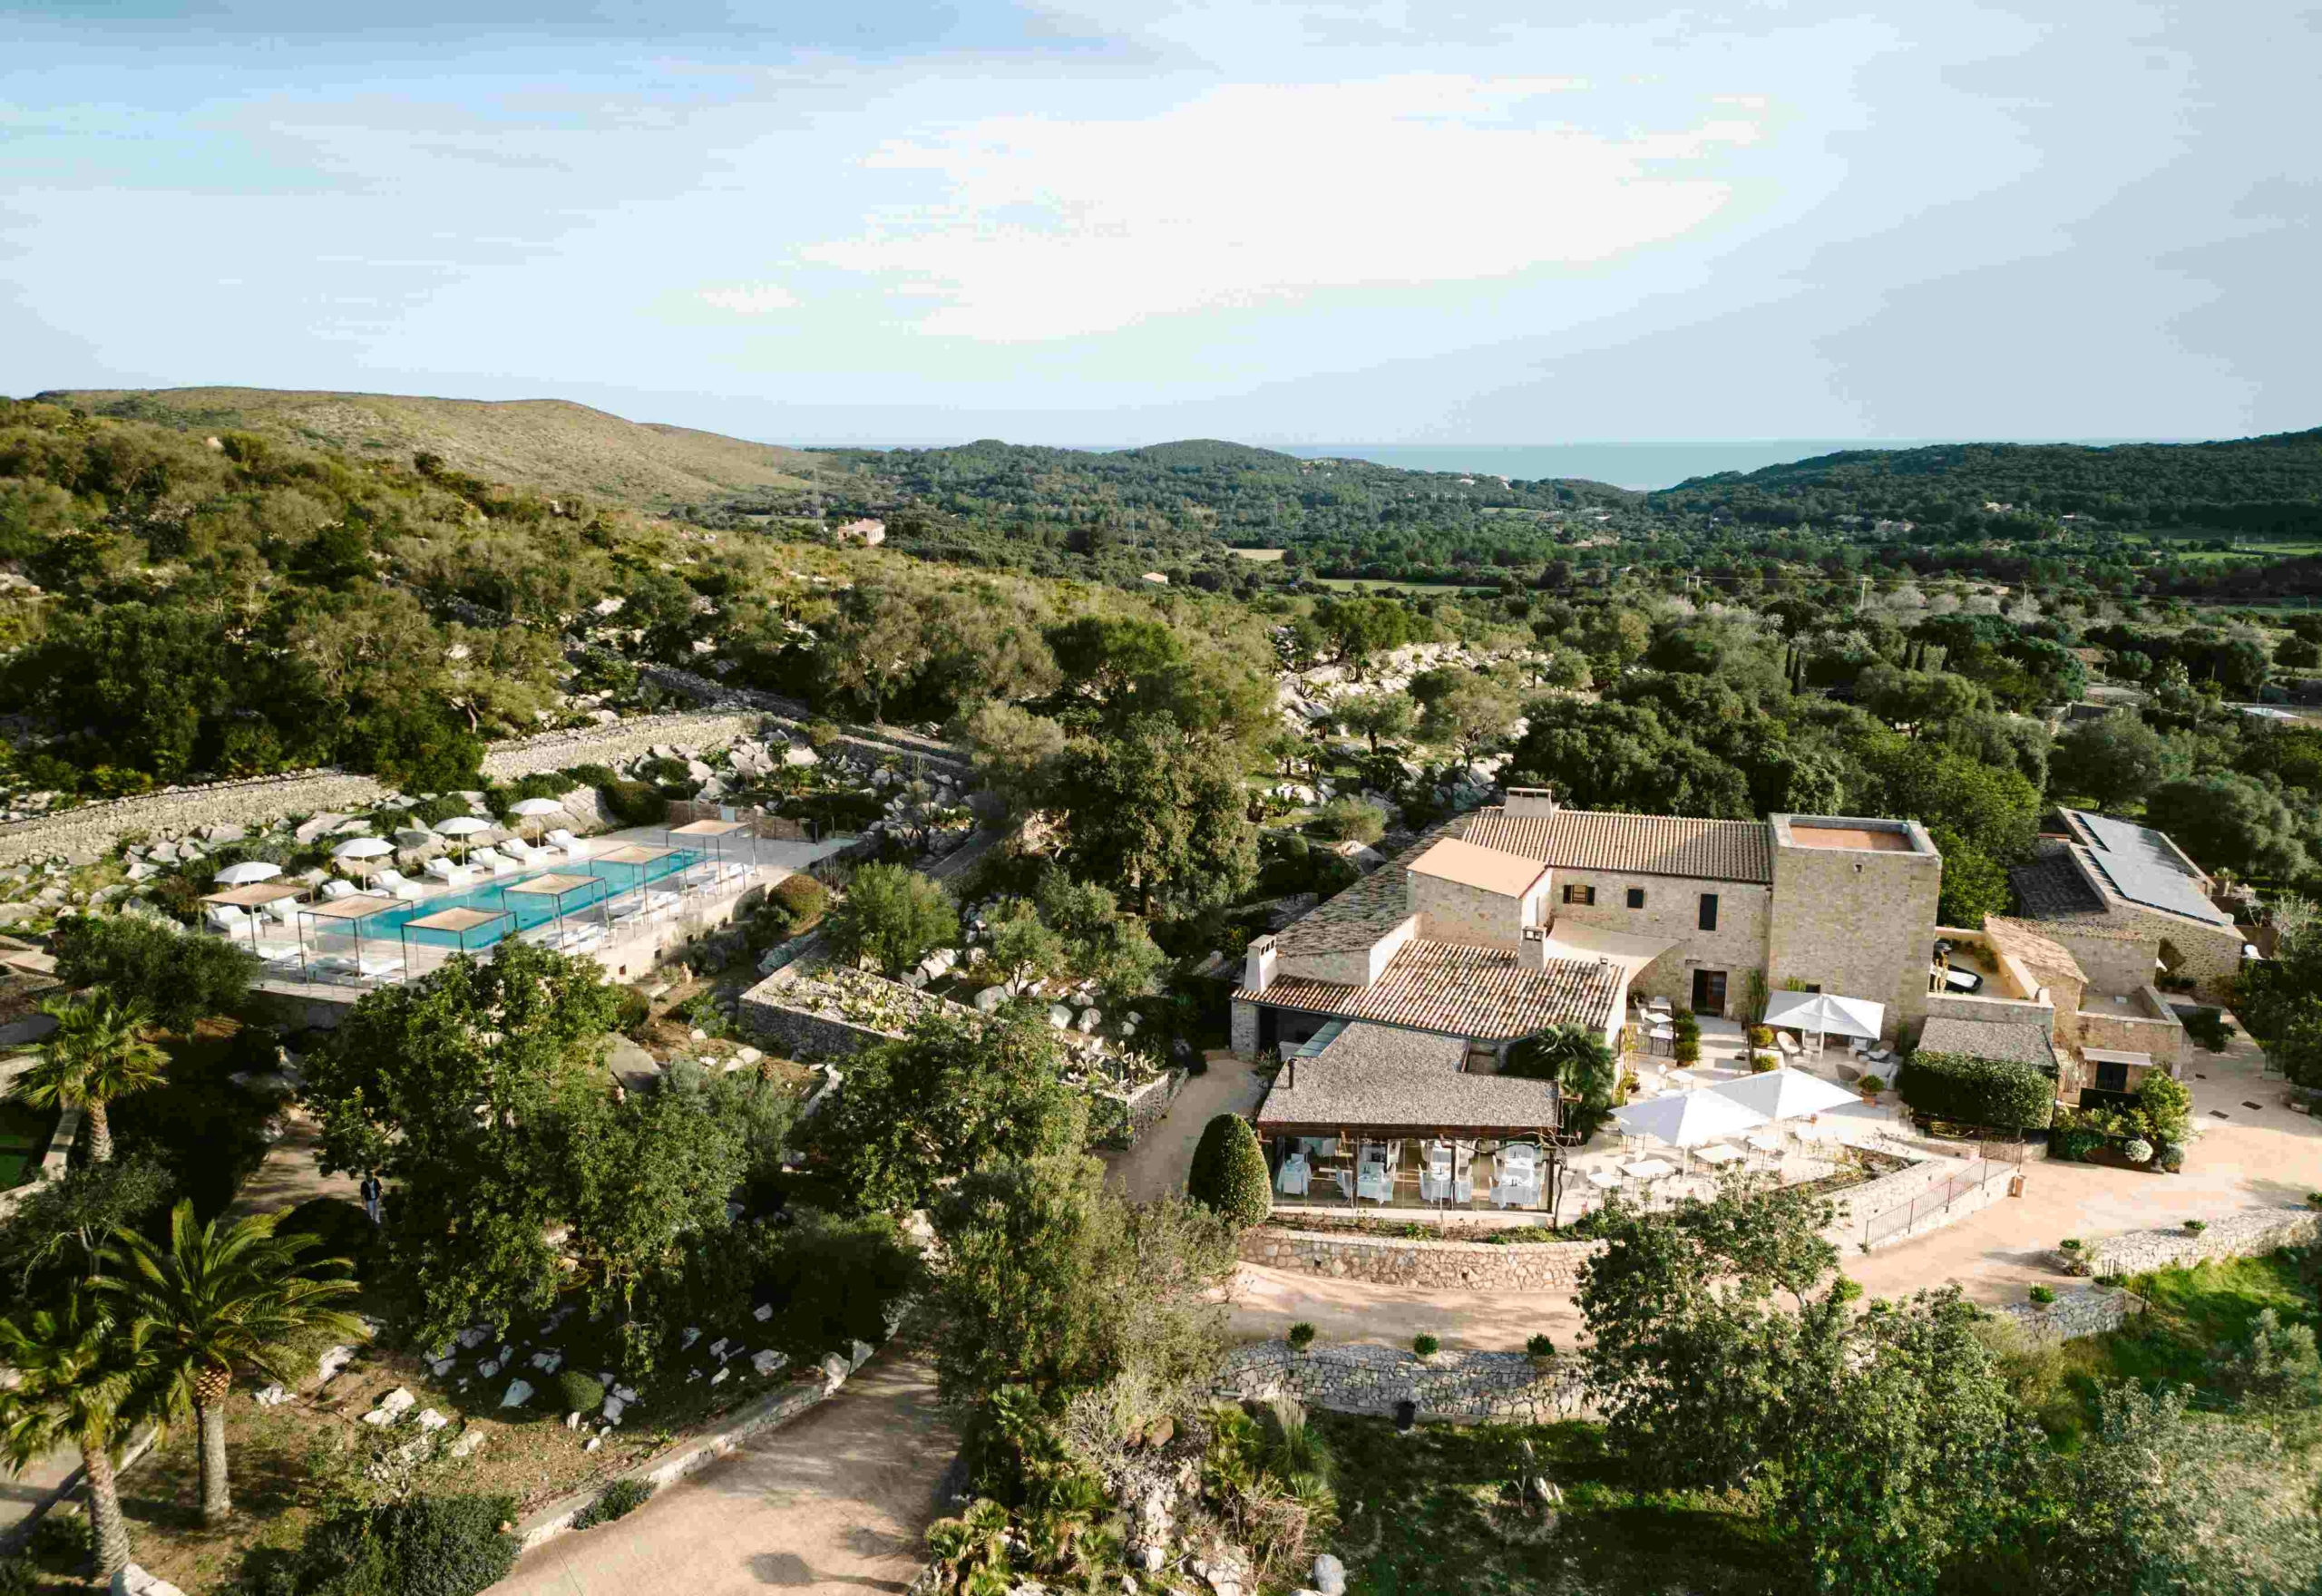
[1691,968,1728,1017]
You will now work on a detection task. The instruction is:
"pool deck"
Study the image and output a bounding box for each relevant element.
[248,824,855,1007]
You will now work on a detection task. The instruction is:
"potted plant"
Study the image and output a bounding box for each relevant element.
[1859,1073,1887,1103]
[2056,1238,2089,1275]
[2027,1285,2056,1308]
[2309,1191,2322,1211]
[1751,1051,1780,1074]
[1288,1322,1317,1353]
[2183,1219,2208,1235]
[1412,1332,1441,1360]
[1525,1332,1555,1366]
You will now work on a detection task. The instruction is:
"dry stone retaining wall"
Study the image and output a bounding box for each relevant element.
[1239,1227,1600,1290]
[1992,1285,2145,1345]
[2085,1205,2318,1278]
[1217,1342,1595,1424]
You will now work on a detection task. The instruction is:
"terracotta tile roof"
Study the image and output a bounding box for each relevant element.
[1255,1022,1561,1134]
[1462,807,1773,883]
[1407,837,1550,897]
[1917,1017,2059,1071]
[1271,821,1461,957]
[1236,936,1623,1041]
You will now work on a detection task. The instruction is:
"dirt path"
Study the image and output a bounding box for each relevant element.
[229,1105,363,1219]
[493,1352,958,1596]
[1104,1051,1265,1204]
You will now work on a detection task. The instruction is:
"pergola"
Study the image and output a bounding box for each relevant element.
[294,893,403,979]
[504,871,605,934]
[667,816,754,875]
[398,904,515,968]
[199,881,307,956]
[593,843,679,906]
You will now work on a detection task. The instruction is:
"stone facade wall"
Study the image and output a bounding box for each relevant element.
[1550,870,1773,1015]
[1410,871,1527,950]
[1239,1226,1602,1289]
[2137,913,2243,1000]
[2048,925,2157,998]
[1991,1285,2146,1345]
[1921,989,2057,1036]
[1215,1341,1598,1424]
[2085,1205,2317,1278]
[2075,987,2183,1071]
[1230,999,1260,1056]
[1766,820,1944,1038]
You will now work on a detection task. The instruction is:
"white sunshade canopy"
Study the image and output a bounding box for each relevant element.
[333,836,395,859]
[509,797,566,817]
[1542,920,1682,980]
[1709,1067,1861,1123]
[1762,989,1886,1041]
[1615,1090,1769,1149]
[212,861,282,885]
[433,815,493,836]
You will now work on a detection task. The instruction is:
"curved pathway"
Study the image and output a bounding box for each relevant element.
[493,1352,956,1596]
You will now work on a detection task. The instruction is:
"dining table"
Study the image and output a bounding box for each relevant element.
[1695,1143,1745,1168]
[1622,1157,1677,1182]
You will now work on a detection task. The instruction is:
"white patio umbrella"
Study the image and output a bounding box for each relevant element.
[1709,1066,1861,1123]
[1614,1089,1769,1152]
[213,861,282,886]
[434,814,492,858]
[509,796,564,842]
[1761,990,1885,1041]
[333,836,394,861]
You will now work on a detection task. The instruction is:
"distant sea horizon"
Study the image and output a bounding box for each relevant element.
[1272,440,2176,492]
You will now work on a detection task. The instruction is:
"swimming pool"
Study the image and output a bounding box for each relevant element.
[364,850,705,950]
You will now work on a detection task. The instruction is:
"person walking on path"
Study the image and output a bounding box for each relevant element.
[359,1173,383,1227]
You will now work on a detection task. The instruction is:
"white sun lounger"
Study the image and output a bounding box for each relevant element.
[545,830,588,858]
[374,869,428,900]
[470,848,522,876]
[424,858,474,887]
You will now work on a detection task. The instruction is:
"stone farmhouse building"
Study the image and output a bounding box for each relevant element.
[1232,790,2246,1140]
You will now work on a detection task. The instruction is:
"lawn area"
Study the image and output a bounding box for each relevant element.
[2010,1250,2314,1445]
[1232,547,1287,561]
[1313,578,1505,595]
[1313,1414,1786,1595]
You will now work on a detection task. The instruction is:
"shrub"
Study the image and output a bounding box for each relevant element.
[2310,1192,2322,1209]
[1747,1026,1773,1049]
[2179,1007,2230,1052]
[1833,1277,1865,1303]
[572,1478,653,1531]
[2028,1285,2056,1306]
[1526,1333,1555,1358]
[1307,797,1387,846]
[2122,1136,2154,1165]
[0,1554,33,1596]
[2137,1071,2194,1145]
[609,986,651,1037]
[823,863,957,978]
[2093,1274,2119,1289]
[1412,1333,1440,1357]
[771,872,829,927]
[1288,1322,1317,1351]
[29,1514,90,1562]
[2059,1238,2083,1253]
[552,1370,607,1416]
[2184,1219,2208,1234]
[1187,1114,1272,1229]
[2158,1142,2185,1173]
[1859,1074,1887,1095]
[600,778,668,828]
[1898,1049,2056,1130]
[742,1211,923,1353]
[285,1494,520,1596]
[1751,1051,1779,1073]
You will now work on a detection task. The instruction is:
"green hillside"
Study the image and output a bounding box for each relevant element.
[1654,428,2322,534]
[35,385,839,511]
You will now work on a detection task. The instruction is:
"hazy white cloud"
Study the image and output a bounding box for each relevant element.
[699,282,799,314]
[798,76,1764,339]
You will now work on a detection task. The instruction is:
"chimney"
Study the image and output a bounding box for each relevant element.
[1520,925,1552,972]
[1244,935,1279,995]
[1505,786,1560,819]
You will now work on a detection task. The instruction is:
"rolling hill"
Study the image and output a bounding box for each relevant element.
[33,385,844,510]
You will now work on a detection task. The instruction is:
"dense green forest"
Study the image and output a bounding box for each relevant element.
[1655,429,2322,536]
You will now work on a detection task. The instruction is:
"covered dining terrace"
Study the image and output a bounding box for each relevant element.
[1255,1021,1572,1220]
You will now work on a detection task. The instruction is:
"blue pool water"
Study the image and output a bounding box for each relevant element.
[366,851,704,949]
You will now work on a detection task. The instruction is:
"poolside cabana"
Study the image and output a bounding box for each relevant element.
[1761,989,1886,1061]
[593,842,682,911]
[200,881,307,959]
[668,817,753,877]
[295,892,405,982]
[504,871,605,936]
[398,904,515,970]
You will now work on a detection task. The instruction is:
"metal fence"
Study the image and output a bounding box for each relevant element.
[1859,1158,2005,1249]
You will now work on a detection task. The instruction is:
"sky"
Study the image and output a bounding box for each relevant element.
[1,1,2316,448]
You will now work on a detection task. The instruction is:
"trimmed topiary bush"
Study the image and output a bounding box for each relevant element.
[1526,1332,1555,1358]
[772,872,829,927]
[1898,1049,2056,1130]
[1412,1333,1440,1357]
[1187,1114,1272,1229]
[551,1370,607,1416]
[1288,1321,1317,1351]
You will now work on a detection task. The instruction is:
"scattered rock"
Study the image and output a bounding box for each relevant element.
[317,1345,357,1382]
[501,1378,534,1408]
[252,1384,289,1406]
[1312,1554,1346,1596]
[109,1562,189,1596]
[450,1429,487,1458]
[751,1349,786,1377]
[416,1409,448,1432]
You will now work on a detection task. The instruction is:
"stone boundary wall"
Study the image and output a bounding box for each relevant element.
[2086,1204,2317,1277]
[1992,1285,2146,1344]
[1842,1153,2013,1252]
[1239,1227,1602,1290]
[475,710,770,781]
[1216,1342,1595,1424]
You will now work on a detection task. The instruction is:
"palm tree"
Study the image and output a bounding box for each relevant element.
[15,992,169,1163]
[96,1201,363,1525]
[0,1290,157,1582]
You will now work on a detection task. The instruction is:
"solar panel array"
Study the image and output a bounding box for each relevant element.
[2065,810,2234,926]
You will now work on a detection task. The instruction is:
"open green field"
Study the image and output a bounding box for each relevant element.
[1232,546,1288,561]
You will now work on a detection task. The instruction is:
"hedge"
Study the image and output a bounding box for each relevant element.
[1898,1048,2056,1130]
